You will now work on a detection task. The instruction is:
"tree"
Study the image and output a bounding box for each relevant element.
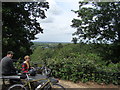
[57,43,63,49]
[71,2,120,44]
[2,2,49,59]
[72,37,78,44]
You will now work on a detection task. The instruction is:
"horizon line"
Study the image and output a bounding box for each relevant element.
[32,41,72,43]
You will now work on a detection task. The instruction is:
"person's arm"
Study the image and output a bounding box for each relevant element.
[9,59,16,73]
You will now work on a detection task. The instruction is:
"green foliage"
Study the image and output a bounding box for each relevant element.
[71,2,120,63]
[72,37,78,44]
[2,2,49,59]
[13,58,23,73]
[71,2,120,43]
[31,43,119,85]
[57,43,63,49]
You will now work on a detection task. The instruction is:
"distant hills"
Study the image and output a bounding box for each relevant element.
[32,41,71,44]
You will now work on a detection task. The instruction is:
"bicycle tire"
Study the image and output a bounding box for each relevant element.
[8,84,27,90]
[42,68,51,75]
[51,83,65,90]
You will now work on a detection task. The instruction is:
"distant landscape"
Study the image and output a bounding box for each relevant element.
[32,41,72,43]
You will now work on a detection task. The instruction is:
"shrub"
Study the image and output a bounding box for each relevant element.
[31,43,119,85]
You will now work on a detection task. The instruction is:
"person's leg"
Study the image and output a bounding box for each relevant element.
[20,73,27,79]
[9,73,21,85]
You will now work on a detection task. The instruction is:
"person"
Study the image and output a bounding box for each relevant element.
[22,55,36,76]
[1,51,19,85]
[22,56,37,89]
[22,55,31,73]
[1,51,16,76]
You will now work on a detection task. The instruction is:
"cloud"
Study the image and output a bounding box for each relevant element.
[47,0,63,15]
[54,0,80,3]
[38,0,63,23]
[40,17,54,23]
[35,0,80,42]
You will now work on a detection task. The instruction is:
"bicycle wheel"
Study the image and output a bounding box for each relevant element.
[51,83,65,90]
[42,67,51,76]
[8,84,27,90]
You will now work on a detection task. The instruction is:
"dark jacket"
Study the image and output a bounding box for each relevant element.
[1,56,16,75]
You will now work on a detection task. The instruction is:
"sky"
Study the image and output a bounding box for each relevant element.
[33,0,80,42]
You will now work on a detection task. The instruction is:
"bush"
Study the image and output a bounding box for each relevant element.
[31,43,119,85]
[48,57,119,84]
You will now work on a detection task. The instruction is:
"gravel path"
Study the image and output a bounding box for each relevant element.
[0,79,119,89]
[59,79,119,88]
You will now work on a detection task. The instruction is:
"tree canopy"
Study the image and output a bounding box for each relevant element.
[72,37,78,44]
[71,2,120,44]
[2,2,49,59]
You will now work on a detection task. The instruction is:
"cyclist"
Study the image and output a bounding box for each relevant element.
[1,51,21,84]
[1,51,17,76]
[21,55,36,76]
[22,55,31,73]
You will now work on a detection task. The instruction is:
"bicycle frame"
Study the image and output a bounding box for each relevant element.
[21,74,53,90]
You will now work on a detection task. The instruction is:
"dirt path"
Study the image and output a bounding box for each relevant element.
[0,79,119,89]
[59,79,119,88]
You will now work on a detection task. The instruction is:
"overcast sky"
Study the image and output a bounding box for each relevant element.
[34,0,80,42]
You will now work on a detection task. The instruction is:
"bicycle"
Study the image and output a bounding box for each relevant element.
[35,65,51,76]
[8,73,65,90]
[33,61,51,76]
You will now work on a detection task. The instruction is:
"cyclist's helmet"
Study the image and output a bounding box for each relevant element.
[29,68,36,76]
